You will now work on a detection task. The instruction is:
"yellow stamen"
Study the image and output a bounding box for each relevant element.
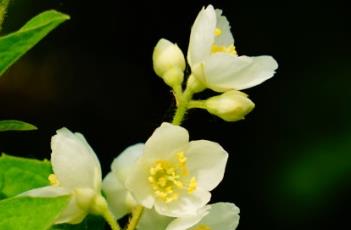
[148,151,198,203]
[214,27,222,37]
[211,44,237,56]
[48,174,60,186]
[177,152,189,176]
[193,224,212,230]
[188,177,197,193]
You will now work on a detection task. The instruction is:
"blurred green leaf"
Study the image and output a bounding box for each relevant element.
[0,10,70,76]
[0,0,9,30]
[0,120,37,131]
[0,154,52,198]
[0,196,69,230]
[50,215,106,230]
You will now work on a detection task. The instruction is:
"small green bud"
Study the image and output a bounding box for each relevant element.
[205,90,255,122]
[153,38,185,87]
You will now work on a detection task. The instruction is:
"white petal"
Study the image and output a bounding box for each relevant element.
[125,163,155,208]
[166,206,209,230]
[204,54,278,91]
[138,208,174,230]
[214,9,234,46]
[102,172,136,219]
[187,5,216,67]
[111,143,144,182]
[143,123,189,162]
[187,140,228,191]
[55,194,87,224]
[154,188,211,217]
[20,185,70,197]
[51,128,102,190]
[194,202,240,230]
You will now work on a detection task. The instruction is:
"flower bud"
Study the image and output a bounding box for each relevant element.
[153,38,185,87]
[205,90,255,122]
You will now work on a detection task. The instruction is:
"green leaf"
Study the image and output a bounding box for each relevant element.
[0,10,70,76]
[0,120,37,132]
[0,154,52,198]
[50,215,106,230]
[0,0,9,30]
[0,196,69,230]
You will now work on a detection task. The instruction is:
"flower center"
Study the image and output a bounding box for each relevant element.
[193,224,212,230]
[148,152,197,203]
[48,174,60,186]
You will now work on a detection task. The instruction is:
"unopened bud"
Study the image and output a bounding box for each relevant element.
[205,90,255,122]
[153,38,185,87]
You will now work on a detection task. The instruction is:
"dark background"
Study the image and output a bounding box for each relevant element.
[0,1,350,229]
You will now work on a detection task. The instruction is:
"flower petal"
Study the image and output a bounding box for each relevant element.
[154,188,211,217]
[187,5,216,67]
[102,172,137,219]
[55,195,87,224]
[166,206,209,230]
[125,163,155,209]
[187,140,228,191]
[138,208,174,230]
[51,128,102,190]
[20,185,69,197]
[204,54,278,91]
[111,143,144,182]
[143,123,189,162]
[214,9,234,46]
[195,202,240,230]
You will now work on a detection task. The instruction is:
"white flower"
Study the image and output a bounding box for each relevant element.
[137,202,240,230]
[102,144,143,219]
[22,128,107,224]
[187,5,278,92]
[125,122,228,217]
[166,202,240,230]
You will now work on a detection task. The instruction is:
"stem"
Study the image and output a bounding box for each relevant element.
[172,84,183,107]
[102,209,121,230]
[188,100,207,109]
[126,206,144,230]
[172,87,194,125]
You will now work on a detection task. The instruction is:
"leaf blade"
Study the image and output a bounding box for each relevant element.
[0,10,70,76]
[0,196,70,230]
[0,154,52,198]
[0,120,37,132]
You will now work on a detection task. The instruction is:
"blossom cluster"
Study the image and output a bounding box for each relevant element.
[21,4,277,230]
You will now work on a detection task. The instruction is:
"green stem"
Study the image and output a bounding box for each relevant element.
[102,209,121,230]
[172,84,183,106]
[126,206,144,230]
[172,87,194,125]
[188,100,207,110]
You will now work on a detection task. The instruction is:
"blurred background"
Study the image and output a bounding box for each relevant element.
[0,1,350,229]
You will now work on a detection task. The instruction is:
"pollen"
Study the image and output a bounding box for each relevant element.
[188,177,197,193]
[211,44,237,56]
[193,224,212,230]
[214,27,222,37]
[148,152,197,203]
[48,174,60,186]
